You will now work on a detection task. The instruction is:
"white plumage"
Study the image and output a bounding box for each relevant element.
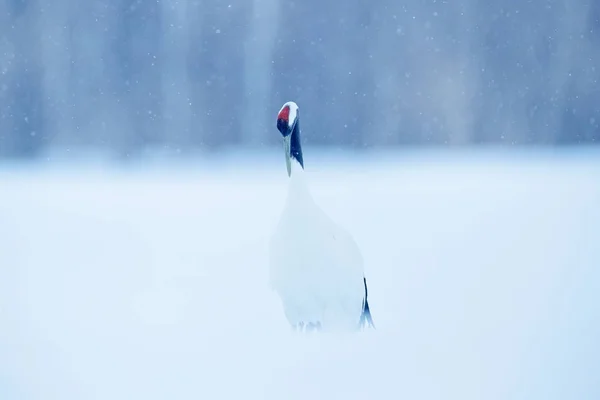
[269,101,374,332]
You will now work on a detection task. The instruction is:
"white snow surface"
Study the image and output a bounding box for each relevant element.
[269,159,366,331]
[0,149,599,400]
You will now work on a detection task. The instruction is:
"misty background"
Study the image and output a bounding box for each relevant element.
[1,0,599,159]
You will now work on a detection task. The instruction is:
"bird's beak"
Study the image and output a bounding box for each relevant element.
[283,135,291,177]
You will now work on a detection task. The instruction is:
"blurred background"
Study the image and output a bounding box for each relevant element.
[0,0,599,159]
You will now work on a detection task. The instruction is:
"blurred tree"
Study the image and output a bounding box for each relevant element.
[0,0,598,159]
[0,0,46,158]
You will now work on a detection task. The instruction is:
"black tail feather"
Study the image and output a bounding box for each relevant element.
[359,276,375,329]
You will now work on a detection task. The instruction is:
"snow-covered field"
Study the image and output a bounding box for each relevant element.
[0,149,599,400]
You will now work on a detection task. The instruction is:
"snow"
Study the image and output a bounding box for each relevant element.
[0,149,599,400]
[269,159,366,331]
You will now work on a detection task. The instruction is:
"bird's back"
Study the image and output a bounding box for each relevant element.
[269,166,365,331]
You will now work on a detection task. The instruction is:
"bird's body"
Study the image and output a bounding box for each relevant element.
[269,101,374,332]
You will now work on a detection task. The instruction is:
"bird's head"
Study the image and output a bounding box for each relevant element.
[277,101,298,138]
[277,101,299,177]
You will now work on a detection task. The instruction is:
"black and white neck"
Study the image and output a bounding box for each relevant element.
[277,101,304,176]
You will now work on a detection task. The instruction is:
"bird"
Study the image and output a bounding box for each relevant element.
[268,101,375,333]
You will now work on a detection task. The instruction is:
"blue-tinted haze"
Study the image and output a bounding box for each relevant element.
[0,0,599,158]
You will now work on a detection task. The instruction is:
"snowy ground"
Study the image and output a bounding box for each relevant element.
[0,148,599,400]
